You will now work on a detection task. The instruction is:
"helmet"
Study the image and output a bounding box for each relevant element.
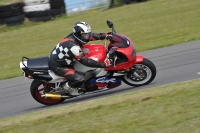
[72,21,92,45]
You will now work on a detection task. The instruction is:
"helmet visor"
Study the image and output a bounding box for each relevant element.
[81,33,90,40]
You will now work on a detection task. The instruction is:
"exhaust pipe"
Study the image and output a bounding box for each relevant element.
[41,93,70,100]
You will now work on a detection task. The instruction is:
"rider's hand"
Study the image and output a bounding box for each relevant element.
[104,58,112,67]
[106,35,113,41]
[105,32,113,41]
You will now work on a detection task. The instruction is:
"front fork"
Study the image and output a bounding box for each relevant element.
[128,55,146,80]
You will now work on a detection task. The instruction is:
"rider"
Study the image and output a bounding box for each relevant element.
[49,21,113,96]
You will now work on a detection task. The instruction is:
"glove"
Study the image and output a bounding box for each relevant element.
[104,58,112,67]
[105,34,113,41]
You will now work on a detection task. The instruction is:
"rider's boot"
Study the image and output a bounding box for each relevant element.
[64,82,79,96]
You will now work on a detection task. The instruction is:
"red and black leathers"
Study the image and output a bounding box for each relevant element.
[49,32,107,88]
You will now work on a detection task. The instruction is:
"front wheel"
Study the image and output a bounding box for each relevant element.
[122,58,156,86]
[30,80,65,105]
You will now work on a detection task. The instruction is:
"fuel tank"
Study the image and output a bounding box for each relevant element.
[74,44,107,73]
[82,44,107,62]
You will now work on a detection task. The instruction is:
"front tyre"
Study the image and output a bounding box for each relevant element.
[30,80,65,105]
[122,58,156,86]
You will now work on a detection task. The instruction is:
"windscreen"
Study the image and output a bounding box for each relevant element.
[110,34,130,48]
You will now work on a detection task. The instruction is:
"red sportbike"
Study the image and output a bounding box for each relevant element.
[20,20,156,105]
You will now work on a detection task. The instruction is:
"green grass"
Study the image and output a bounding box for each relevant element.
[0,0,200,80]
[0,78,200,133]
[0,0,22,5]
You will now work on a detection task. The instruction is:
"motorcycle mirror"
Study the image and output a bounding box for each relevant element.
[106,20,116,33]
[107,20,113,28]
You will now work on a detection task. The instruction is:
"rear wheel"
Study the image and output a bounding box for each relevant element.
[30,80,65,105]
[122,58,156,86]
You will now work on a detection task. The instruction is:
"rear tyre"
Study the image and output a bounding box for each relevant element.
[0,8,24,18]
[50,2,65,9]
[0,2,24,12]
[28,15,54,22]
[122,58,156,86]
[0,18,4,25]
[2,15,25,26]
[30,80,65,105]
[25,10,51,18]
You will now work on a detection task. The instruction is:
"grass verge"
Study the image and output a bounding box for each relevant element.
[0,78,200,133]
[0,0,22,5]
[0,0,200,80]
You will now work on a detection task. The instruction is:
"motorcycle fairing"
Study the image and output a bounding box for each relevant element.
[104,34,143,71]
[90,76,122,89]
[74,61,96,73]
[82,44,107,62]
[105,54,143,71]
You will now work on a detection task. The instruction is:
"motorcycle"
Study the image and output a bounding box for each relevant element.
[20,20,156,105]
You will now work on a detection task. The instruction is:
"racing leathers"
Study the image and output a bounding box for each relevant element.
[49,32,108,89]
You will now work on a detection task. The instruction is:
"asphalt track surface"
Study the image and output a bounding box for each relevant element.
[0,41,200,120]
